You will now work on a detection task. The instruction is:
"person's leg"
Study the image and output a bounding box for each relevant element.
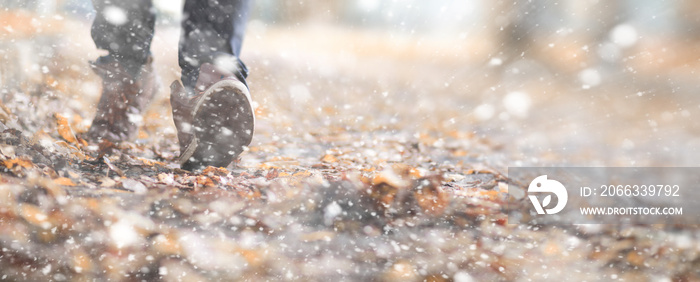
[91,0,155,76]
[171,0,254,170]
[179,0,251,90]
[88,0,158,142]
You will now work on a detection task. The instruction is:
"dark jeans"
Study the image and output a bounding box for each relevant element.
[91,0,250,89]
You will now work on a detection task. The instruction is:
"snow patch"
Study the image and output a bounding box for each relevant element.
[359,0,380,11]
[109,220,139,248]
[578,68,601,89]
[103,6,128,26]
[610,23,638,48]
[473,103,495,121]
[502,91,532,118]
[324,201,342,225]
[213,56,239,73]
[289,84,311,103]
[454,271,475,282]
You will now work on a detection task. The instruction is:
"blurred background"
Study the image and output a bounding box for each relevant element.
[2,0,700,169]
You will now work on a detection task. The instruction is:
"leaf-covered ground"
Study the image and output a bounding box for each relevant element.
[0,16,699,281]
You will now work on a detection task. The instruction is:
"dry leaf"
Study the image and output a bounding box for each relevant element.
[137,129,149,139]
[3,157,34,169]
[121,179,147,194]
[137,157,165,167]
[152,233,183,256]
[54,113,77,144]
[195,176,215,187]
[158,173,175,185]
[72,249,94,274]
[321,154,337,163]
[372,169,410,188]
[54,177,76,186]
[627,251,645,266]
[292,170,312,178]
[254,105,267,117]
[54,141,86,161]
[202,166,229,176]
[20,205,51,229]
[103,156,125,177]
[265,169,279,180]
[383,260,418,281]
[300,231,336,242]
[99,177,117,187]
[236,248,265,267]
[369,183,398,211]
[414,176,449,215]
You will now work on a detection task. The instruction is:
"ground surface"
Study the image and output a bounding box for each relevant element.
[0,15,699,281]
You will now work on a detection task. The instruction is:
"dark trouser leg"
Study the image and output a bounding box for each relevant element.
[179,0,251,90]
[91,0,155,76]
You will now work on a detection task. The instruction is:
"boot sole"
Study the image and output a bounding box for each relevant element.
[179,80,255,171]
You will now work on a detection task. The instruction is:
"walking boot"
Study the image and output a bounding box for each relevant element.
[87,56,159,142]
[170,63,254,171]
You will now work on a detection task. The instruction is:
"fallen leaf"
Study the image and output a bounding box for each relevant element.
[54,113,77,144]
[29,130,51,147]
[54,177,76,186]
[0,99,17,127]
[3,157,34,169]
[136,157,165,167]
[372,169,410,188]
[544,241,561,255]
[292,170,312,178]
[300,231,335,242]
[265,169,279,180]
[236,247,265,267]
[20,205,51,229]
[121,179,147,194]
[158,173,175,185]
[202,166,228,176]
[103,156,125,177]
[72,249,94,274]
[99,177,117,187]
[414,176,449,215]
[152,233,183,256]
[137,129,149,139]
[321,154,337,163]
[369,183,399,211]
[627,251,645,266]
[383,260,418,281]
[195,176,216,187]
[254,105,267,117]
[452,149,468,157]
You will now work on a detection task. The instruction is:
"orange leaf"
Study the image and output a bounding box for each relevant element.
[321,154,337,163]
[55,113,77,144]
[20,205,50,228]
[196,176,216,187]
[414,176,449,215]
[254,105,268,117]
[152,233,182,256]
[54,177,76,186]
[292,171,312,178]
[137,129,149,139]
[627,251,644,266]
[202,166,229,176]
[3,158,34,169]
[72,250,94,273]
